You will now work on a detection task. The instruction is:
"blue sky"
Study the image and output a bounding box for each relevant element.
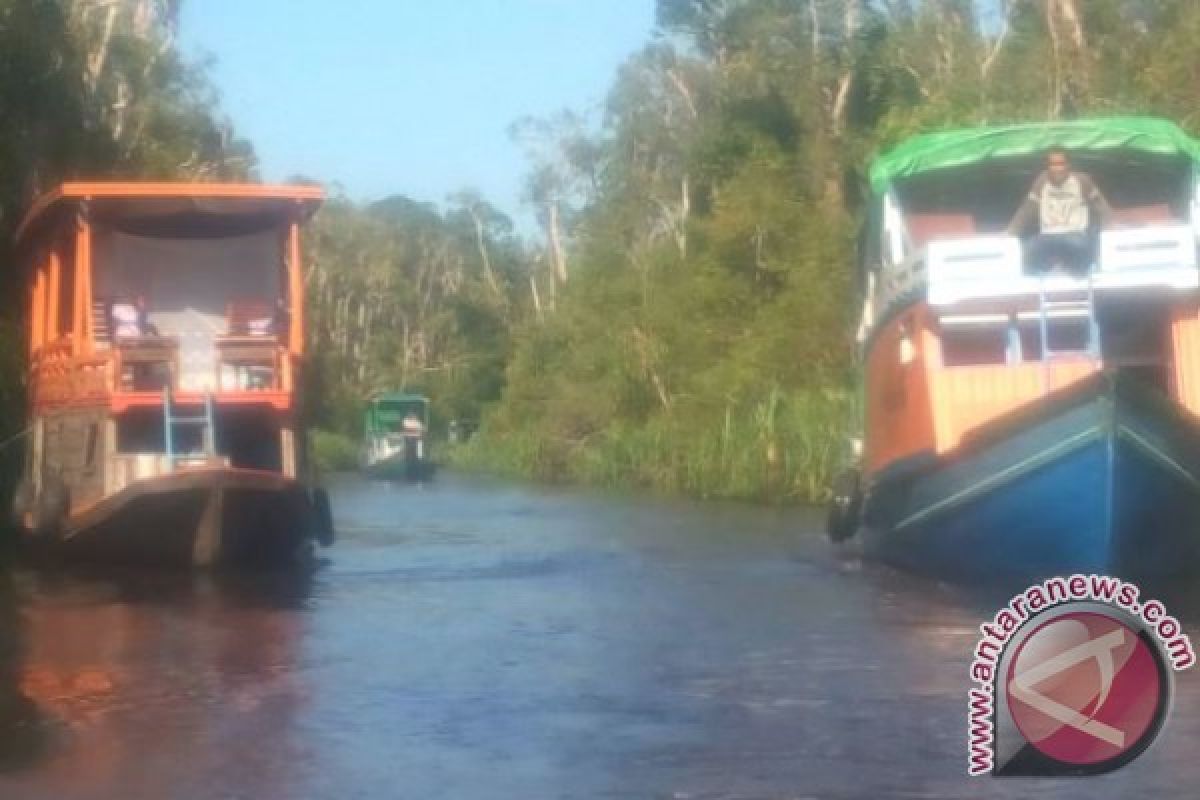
[179,1,655,226]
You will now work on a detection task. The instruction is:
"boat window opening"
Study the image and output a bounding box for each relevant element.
[56,240,76,339]
[894,152,1192,240]
[1119,364,1170,393]
[1015,317,1092,359]
[84,423,99,467]
[92,226,285,392]
[1098,302,1169,390]
[905,212,977,249]
[218,409,283,472]
[940,326,1009,367]
[116,409,166,454]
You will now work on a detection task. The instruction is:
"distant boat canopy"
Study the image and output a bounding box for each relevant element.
[362,392,434,480]
[869,116,1200,194]
[367,392,429,431]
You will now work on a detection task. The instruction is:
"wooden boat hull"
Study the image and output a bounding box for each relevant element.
[27,469,329,569]
[862,372,1200,582]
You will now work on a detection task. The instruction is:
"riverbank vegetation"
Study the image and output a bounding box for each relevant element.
[9,1,1200,507]
[422,0,1200,501]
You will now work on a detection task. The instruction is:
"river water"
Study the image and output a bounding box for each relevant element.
[1,472,1199,799]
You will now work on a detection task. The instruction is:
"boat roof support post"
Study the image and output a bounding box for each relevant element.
[30,266,45,356]
[1191,163,1200,236]
[46,250,61,343]
[73,210,91,356]
[883,190,907,266]
[287,217,304,356]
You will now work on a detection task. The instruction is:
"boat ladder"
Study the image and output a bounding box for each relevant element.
[1036,273,1099,393]
[163,387,217,466]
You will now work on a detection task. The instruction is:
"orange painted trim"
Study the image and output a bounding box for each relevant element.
[864,301,1103,476]
[287,221,304,355]
[46,251,61,341]
[80,228,93,354]
[30,270,45,354]
[927,361,1097,454]
[72,218,87,356]
[109,391,293,414]
[16,182,324,244]
[1169,302,1200,417]
[864,306,938,474]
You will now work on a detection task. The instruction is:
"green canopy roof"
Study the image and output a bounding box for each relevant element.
[366,391,429,430]
[371,392,428,405]
[869,117,1200,194]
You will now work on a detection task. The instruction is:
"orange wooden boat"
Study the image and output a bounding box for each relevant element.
[9,183,334,567]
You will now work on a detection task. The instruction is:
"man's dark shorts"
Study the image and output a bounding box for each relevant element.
[1024,231,1093,276]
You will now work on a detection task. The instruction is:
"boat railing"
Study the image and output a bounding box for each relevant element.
[33,325,297,413]
[924,236,1023,305]
[1097,225,1196,280]
[918,224,1198,307]
[32,335,113,406]
[106,451,234,494]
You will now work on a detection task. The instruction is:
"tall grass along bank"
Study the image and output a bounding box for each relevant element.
[448,388,853,504]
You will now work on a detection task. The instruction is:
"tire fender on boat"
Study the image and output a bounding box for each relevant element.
[826,467,862,543]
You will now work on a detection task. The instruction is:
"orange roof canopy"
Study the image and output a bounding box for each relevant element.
[16,182,324,245]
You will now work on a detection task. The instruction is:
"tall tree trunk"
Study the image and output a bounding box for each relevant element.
[981,0,1014,79]
[529,272,544,322]
[467,204,504,304]
[84,2,119,93]
[1045,0,1088,117]
[547,201,568,284]
[829,0,862,136]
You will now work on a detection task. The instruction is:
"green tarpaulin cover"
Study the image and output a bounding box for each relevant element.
[869,117,1200,194]
[367,392,429,432]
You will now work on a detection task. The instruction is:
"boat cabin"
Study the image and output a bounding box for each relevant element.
[17,183,322,513]
[366,393,429,435]
[361,392,432,478]
[860,118,1200,474]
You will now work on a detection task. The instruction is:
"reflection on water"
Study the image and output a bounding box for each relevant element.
[0,472,1198,799]
[0,567,313,800]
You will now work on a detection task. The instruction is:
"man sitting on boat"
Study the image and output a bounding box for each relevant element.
[1007,149,1113,276]
[401,411,425,437]
[109,295,159,339]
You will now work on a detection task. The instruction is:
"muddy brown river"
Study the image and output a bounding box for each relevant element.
[2,473,1199,798]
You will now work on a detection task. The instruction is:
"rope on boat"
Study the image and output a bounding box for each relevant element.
[0,426,32,454]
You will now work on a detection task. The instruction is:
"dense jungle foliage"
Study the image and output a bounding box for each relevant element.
[8,1,1200,508]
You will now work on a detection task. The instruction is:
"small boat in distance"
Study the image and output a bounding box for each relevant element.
[9,182,335,568]
[831,117,1200,583]
[360,392,435,481]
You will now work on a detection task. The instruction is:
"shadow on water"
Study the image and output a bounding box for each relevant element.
[0,571,50,773]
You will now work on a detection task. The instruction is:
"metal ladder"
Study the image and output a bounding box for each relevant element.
[163,387,216,466]
[1037,273,1099,393]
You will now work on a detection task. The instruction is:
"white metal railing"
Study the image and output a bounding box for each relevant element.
[922,227,1199,306]
[1097,225,1197,285]
[925,236,1024,305]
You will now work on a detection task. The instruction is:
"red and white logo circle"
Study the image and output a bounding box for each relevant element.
[1005,611,1167,768]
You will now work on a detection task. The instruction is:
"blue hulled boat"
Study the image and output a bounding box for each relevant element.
[862,372,1200,580]
[830,118,1200,582]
